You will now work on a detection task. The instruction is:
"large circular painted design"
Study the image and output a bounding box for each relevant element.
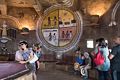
[36,5,83,53]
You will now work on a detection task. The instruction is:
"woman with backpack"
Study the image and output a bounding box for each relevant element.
[93,38,110,80]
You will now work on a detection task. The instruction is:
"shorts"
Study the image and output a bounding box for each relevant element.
[27,63,36,72]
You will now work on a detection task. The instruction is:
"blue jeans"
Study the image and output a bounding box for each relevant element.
[98,70,110,80]
[83,76,88,80]
[30,63,36,72]
[82,66,90,80]
[111,70,120,80]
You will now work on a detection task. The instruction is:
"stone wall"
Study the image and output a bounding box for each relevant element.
[0,6,39,54]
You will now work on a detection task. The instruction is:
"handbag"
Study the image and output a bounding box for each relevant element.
[29,54,38,63]
[80,66,86,76]
[93,47,104,66]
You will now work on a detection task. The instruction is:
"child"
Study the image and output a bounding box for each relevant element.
[33,43,42,69]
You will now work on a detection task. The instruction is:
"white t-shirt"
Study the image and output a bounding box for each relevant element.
[15,50,23,61]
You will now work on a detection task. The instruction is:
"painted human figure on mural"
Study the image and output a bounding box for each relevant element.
[59,17,63,26]
[48,32,52,41]
[53,33,57,41]
[54,16,57,26]
[48,17,51,26]
[69,31,72,39]
[62,31,65,39]
[66,30,70,39]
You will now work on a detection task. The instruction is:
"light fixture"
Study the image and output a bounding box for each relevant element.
[108,21,117,27]
[0,37,11,43]
[20,27,29,35]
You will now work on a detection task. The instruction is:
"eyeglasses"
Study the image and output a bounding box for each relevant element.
[18,43,24,46]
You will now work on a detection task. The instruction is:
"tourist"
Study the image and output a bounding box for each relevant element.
[81,52,91,80]
[15,44,23,61]
[74,47,84,75]
[109,36,120,80]
[33,43,42,69]
[93,38,110,80]
[18,41,37,80]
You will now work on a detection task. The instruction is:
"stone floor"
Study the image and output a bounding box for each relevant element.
[36,70,82,80]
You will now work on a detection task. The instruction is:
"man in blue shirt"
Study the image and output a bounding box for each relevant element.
[74,47,84,75]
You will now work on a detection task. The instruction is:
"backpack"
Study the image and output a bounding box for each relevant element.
[93,48,105,66]
[35,51,42,59]
[22,49,38,63]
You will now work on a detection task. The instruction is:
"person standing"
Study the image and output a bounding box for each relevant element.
[93,38,110,80]
[109,36,120,80]
[33,43,42,69]
[18,41,37,80]
[15,45,23,61]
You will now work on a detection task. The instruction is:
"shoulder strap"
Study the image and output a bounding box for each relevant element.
[98,47,104,56]
[97,47,100,52]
